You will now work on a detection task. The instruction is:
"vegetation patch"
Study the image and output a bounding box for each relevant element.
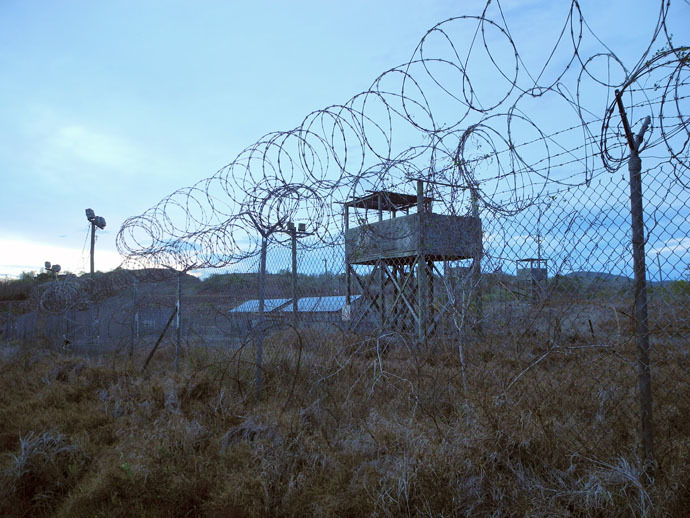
[0,336,688,516]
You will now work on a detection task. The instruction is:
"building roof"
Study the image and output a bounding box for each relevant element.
[279,295,361,313]
[230,295,361,313]
[343,191,432,211]
[229,298,292,313]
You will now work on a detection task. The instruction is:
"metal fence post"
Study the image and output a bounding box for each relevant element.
[629,148,655,468]
[291,227,298,324]
[417,180,427,345]
[471,191,483,335]
[345,205,351,306]
[256,235,268,400]
[130,277,137,358]
[616,91,654,468]
[175,272,181,373]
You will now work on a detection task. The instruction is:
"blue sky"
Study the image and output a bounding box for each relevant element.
[0,0,687,278]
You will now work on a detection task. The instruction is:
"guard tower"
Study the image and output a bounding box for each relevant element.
[516,258,548,300]
[343,180,482,342]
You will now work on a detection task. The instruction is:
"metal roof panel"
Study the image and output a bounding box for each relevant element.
[280,295,360,313]
[229,298,292,313]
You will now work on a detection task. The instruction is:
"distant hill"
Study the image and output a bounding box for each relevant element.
[563,271,632,286]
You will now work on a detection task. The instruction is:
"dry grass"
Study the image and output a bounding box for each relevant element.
[0,328,689,517]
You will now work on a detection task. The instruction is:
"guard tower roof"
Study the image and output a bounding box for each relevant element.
[343,190,433,211]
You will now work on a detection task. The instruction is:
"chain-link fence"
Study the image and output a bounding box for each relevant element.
[1,1,688,508]
[4,162,688,470]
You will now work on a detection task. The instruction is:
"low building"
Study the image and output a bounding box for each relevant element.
[228,295,365,330]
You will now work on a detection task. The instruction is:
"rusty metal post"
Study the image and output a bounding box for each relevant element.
[291,226,298,324]
[616,90,654,468]
[378,194,385,326]
[427,259,434,327]
[256,235,268,400]
[345,205,351,306]
[175,271,181,373]
[417,180,427,344]
[130,277,137,358]
[471,191,483,334]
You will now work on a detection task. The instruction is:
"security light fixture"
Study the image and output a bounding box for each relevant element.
[44,262,60,273]
[285,221,309,234]
[45,262,61,279]
[86,208,106,230]
[85,207,107,277]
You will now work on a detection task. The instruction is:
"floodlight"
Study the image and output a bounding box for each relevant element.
[298,223,306,232]
[52,264,61,273]
[85,207,106,276]
[45,261,51,270]
[287,222,295,231]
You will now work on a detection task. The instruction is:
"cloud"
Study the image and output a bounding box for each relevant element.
[45,124,142,173]
[649,237,690,256]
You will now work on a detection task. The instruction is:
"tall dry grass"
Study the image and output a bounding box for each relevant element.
[0,326,689,516]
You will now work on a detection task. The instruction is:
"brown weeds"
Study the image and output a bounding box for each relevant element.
[0,331,688,516]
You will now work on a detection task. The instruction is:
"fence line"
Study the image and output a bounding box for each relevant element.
[1,0,688,496]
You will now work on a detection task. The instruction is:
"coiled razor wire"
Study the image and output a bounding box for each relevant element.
[115,0,689,273]
[33,270,148,315]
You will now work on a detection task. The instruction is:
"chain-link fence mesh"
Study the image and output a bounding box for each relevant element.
[1,0,688,509]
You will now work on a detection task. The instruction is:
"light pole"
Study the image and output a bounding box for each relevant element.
[286,222,309,323]
[85,208,106,278]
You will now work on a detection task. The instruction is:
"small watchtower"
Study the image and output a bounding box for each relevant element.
[343,180,482,342]
[516,258,548,300]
